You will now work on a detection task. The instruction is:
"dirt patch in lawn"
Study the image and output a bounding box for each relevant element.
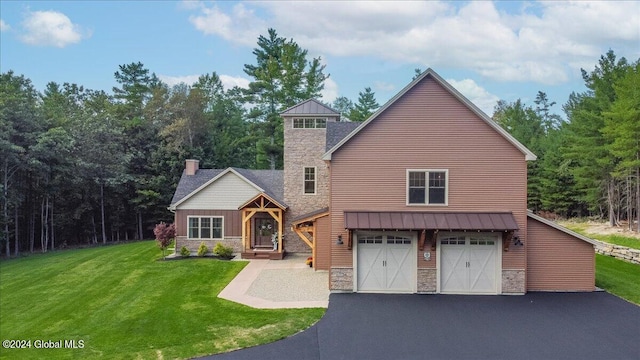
[560,220,640,239]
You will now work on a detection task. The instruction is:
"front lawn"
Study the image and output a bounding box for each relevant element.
[596,254,640,305]
[0,241,325,359]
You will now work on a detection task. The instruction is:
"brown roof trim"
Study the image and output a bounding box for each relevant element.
[527,211,599,246]
[291,207,329,225]
[238,192,287,210]
[344,211,519,231]
[322,68,537,162]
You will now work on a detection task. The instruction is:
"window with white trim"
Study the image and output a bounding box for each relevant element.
[407,170,448,205]
[293,118,327,129]
[188,216,223,239]
[304,167,316,195]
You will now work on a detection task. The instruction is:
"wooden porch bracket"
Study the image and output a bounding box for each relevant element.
[430,230,439,251]
[503,230,514,252]
[419,230,426,251]
[347,229,353,249]
[293,226,314,249]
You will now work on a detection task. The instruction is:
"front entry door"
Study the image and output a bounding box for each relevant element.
[254,216,275,248]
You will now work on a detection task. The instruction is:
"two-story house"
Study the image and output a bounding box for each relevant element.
[169,69,597,295]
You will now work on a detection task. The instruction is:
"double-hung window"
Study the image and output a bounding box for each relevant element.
[304,167,316,195]
[188,216,223,239]
[407,170,448,205]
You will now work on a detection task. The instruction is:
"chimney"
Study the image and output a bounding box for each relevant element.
[185,159,199,176]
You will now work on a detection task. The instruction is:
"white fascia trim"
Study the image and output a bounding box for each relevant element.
[322,68,537,162]
[527,211,599,246]
[171,168,264,210]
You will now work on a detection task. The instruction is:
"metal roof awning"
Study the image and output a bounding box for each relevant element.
[344,211,519,231]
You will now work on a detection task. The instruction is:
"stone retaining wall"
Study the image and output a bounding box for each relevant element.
[594,241,640,264]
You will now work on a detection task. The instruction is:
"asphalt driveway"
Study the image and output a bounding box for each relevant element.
[207,292,640,360]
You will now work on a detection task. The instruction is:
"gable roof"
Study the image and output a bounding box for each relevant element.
[170,169,225,206]
[280,98,340,116]
[322,68,537,161]
[326,121,361,151]
[527,211,599,246]
[169,167,285,210]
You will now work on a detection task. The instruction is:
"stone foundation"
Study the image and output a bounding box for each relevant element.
[330,267,354,291]
[502,269,525,294]
[417,268,437,293]
[174,236,242,254]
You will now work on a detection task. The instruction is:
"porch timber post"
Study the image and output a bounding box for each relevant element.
[311,221,317,269]
[277,209,283,253]
[242,210,257,252]
[241,209,247,252]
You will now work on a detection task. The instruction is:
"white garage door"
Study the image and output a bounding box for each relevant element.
[356,233,415,292]
[440,234,500,294]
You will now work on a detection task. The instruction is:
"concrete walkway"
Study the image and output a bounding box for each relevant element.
[218,254,329,309]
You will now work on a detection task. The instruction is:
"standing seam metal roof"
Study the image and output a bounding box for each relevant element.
[280,98,340,115]
[344,211,519,231]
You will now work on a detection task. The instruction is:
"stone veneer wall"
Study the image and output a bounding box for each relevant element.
[502,269,526,294]
[174,236,242,254]
[330,267,354,291]
[417,268,437,293]
[283,117,337,253]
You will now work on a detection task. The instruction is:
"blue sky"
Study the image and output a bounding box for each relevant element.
[1,1,638,116]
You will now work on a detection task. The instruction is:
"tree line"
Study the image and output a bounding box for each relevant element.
[0,28,381,256]
[493,50,639,231]
[1,28,637,256]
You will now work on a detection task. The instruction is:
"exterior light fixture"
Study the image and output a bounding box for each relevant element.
[336,235,343,245]
[513,235,523,246]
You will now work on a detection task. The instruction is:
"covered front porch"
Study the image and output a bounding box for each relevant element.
[240,193,287,260]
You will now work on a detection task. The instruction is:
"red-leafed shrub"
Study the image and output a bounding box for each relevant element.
[154,222,176,259]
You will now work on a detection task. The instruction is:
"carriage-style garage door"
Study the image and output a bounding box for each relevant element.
[356,233,415,292]
[440,234,500,294]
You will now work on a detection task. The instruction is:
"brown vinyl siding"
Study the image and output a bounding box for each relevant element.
[315,215,331,270]
[330,76,528,270]
[174,209,242,237]
[527,217,595,291]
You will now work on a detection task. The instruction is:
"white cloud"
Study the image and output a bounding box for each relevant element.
[20,10,89,47]
[446,78,500,116]
[186,1,639,85]
[159,74,201,87]
[159,74,250,90]
[188,3,263,46]
[320,77,339,103]
[0,19,10,32]
[219,74,250,89]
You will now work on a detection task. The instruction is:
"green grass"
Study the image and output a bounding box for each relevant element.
[560,222,640,250]
[596,254,640,305]
[0,241,325,359]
